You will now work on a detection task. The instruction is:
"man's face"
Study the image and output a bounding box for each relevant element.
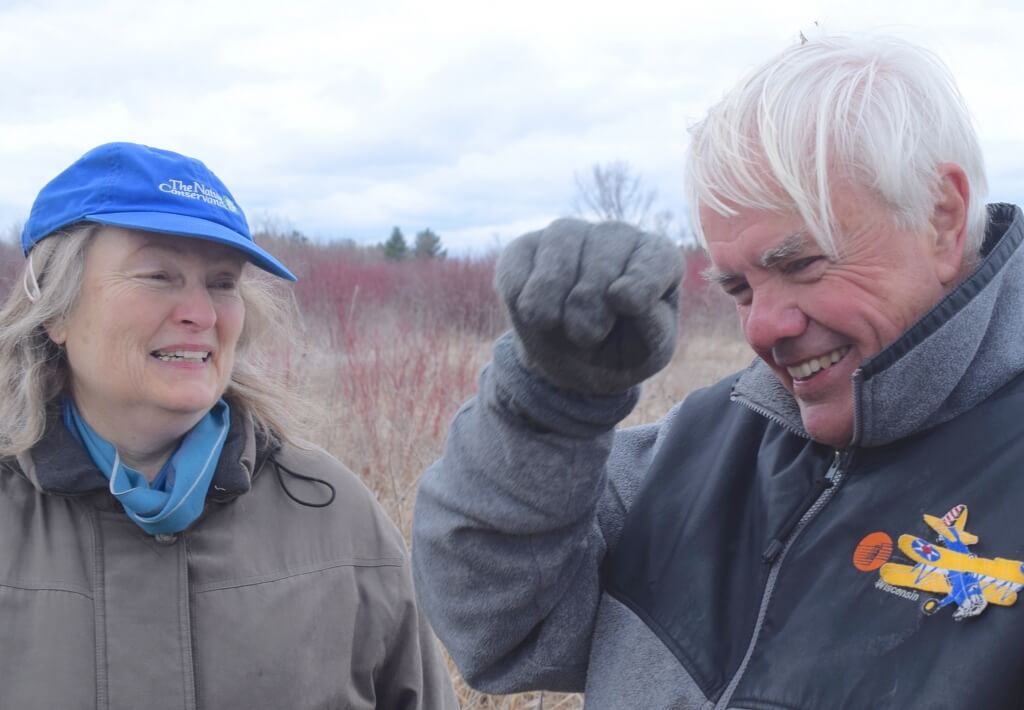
[702,182,963,448]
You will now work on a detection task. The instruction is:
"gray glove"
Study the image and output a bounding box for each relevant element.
[496,217,683,396]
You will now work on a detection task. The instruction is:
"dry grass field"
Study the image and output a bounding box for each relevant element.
[300,316,751,709]
[0,238,753,709]
[279,247,751,709]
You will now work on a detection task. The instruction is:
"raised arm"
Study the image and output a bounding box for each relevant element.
[412,219,682,693]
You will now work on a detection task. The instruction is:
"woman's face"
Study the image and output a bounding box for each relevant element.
[49,227,246,440]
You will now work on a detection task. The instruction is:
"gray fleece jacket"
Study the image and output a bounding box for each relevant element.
[413,204,1024,708]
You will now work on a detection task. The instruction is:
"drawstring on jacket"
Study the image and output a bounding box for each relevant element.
[272,457,337,508]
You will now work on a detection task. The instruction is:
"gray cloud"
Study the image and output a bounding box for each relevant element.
[3,0,1024,253]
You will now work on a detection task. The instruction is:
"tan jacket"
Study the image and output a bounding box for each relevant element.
[0,409,457,710]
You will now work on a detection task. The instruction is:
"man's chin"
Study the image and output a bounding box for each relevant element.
[797,404,854,449]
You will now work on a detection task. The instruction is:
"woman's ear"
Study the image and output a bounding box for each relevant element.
[45,321,67,346]
[930,162,971,287]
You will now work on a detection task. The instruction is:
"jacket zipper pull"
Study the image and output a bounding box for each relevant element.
[762,453,841,565]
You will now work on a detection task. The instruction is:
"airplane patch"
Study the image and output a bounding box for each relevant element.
[853,505,1024,621]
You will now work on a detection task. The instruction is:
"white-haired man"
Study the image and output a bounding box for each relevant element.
[414,34,1024,708]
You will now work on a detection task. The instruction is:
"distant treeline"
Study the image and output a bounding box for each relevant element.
[0,230,732,338]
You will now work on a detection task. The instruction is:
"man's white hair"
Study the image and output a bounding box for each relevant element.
[685,33,988,258]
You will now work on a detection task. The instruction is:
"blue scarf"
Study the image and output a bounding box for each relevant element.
[63,398,231,535]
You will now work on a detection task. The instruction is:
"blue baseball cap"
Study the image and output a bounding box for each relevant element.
[21,142,296,281]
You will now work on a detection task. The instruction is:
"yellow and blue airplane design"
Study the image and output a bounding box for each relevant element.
[878,505,1024,620]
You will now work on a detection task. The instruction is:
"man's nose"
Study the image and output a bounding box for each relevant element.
[741,285,807,352]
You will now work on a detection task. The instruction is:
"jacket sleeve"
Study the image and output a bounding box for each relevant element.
[412,333,672,694]
[374,556,459,710]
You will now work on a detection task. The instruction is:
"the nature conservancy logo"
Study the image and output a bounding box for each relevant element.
[159,178,239,213]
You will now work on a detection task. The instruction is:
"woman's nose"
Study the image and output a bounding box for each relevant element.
[172,283,217,330]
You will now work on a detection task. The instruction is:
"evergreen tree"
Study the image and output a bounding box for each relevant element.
[413,228,446,259]
[382,226,408,260]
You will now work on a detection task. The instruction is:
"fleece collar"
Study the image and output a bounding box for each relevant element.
[732,203,1024,448]
[12,405,276,502]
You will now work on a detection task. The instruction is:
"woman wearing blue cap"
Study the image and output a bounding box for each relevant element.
[0,142,457,709]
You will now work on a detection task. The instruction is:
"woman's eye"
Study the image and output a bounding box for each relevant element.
[210,277,239,291]
[144,272,170,281]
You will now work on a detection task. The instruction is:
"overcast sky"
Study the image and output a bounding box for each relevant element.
[2,0,1022,253]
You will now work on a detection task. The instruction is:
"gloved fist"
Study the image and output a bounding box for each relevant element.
[496,218,683,396]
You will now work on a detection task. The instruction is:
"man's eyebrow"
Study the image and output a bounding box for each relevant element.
[759,232,808,269]
[702,231,814,286]
[701,265,735,286]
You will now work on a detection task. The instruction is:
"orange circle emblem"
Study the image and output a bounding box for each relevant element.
[853,531,893,572]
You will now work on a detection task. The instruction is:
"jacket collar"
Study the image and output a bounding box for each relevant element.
[732,203,1024,448]
[12,404,276,501]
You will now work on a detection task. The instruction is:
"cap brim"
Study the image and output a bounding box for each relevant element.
[85,211,297,281]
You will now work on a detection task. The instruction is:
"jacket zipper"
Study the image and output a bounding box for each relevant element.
[851,368,865,445]
[713,449,849,710]
[762,471,834,565]
[730,394,811,440]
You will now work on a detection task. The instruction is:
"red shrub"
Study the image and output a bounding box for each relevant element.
[679,245,737,333]
[0,242,21,298]
[280,244,505,344]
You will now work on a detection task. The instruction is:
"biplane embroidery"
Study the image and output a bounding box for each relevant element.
[868,505,1024,620]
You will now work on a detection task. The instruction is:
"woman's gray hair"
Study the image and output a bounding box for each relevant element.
[685,33,988,259]
[0,224,308,457]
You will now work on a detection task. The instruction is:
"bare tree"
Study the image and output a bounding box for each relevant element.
[572,161,659,226]
[571,161,681,241]
[651,208,675,240]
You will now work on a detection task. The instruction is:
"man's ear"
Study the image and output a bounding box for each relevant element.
[930,162,971,287]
